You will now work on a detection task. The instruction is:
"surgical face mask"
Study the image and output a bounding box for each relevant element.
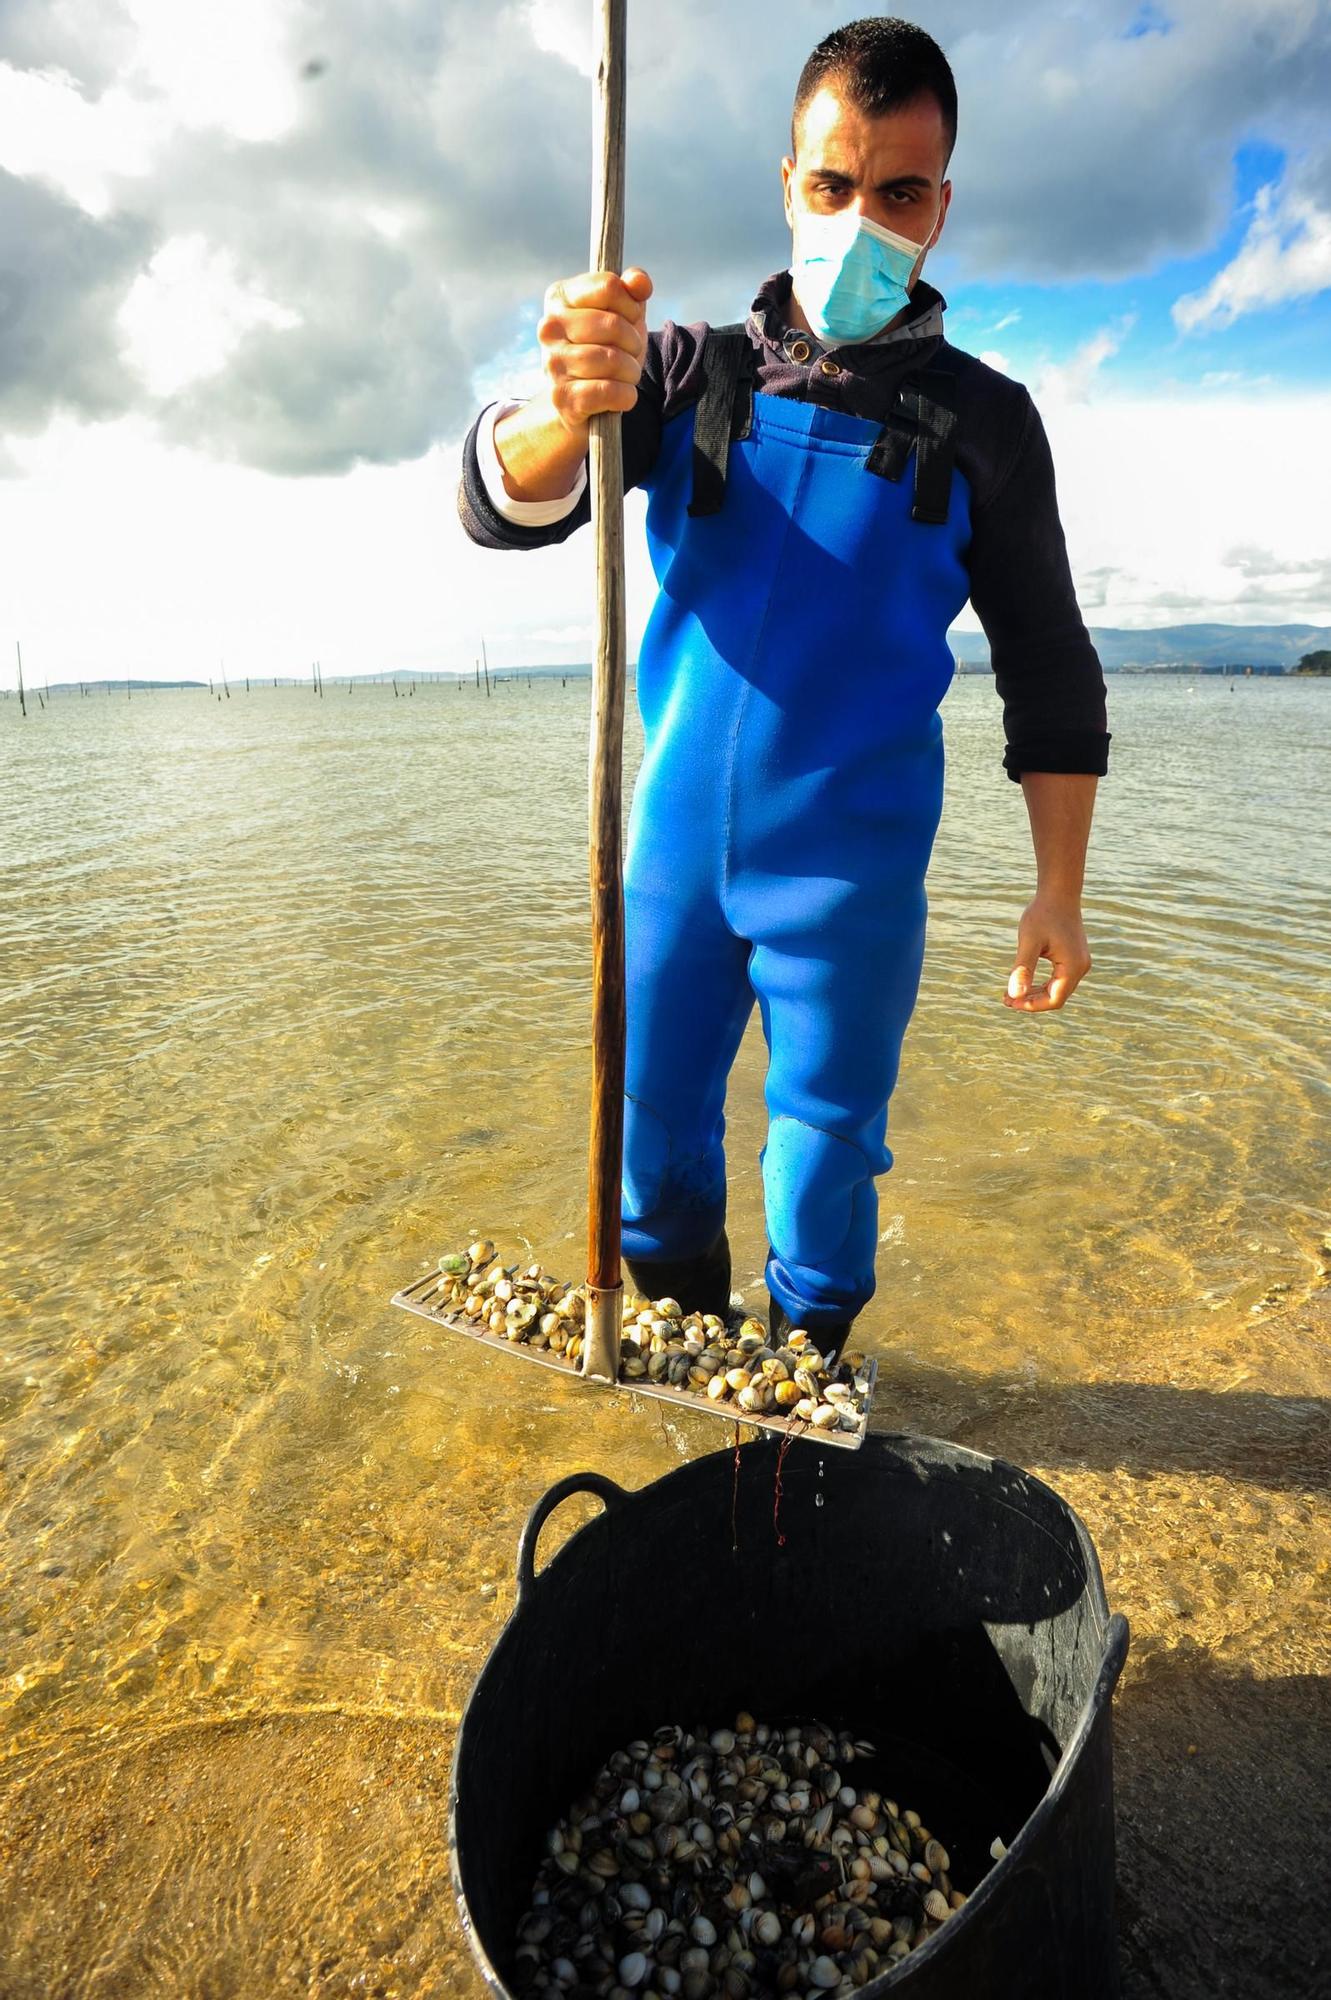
[790,204,937,346]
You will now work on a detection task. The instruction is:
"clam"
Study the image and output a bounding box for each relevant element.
[513,1713,970,1988]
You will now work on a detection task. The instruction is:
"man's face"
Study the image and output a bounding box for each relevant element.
[782,83,952,276]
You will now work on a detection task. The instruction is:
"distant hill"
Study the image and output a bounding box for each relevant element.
[16,629,1331,696]
[20,670,591,696]
[952,623,1331,673]
[41,679,207,694]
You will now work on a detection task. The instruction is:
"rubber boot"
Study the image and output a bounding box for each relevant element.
[624,1230,732,1318]
[769,1294,853,1365]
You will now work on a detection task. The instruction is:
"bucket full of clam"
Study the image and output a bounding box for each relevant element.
[450,1435,1129,2000]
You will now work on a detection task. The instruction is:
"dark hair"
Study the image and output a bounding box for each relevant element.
[792,17,957,162]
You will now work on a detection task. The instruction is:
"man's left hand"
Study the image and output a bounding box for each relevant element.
[1005,893,1091,1012]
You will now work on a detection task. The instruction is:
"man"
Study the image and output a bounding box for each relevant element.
[458,17,1109,1358]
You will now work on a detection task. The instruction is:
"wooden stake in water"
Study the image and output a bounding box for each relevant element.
[15,641,25,720]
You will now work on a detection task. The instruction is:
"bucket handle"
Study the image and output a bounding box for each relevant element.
[516,1471,628,1607]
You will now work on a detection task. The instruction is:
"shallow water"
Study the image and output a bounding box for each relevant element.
[2,675,1329,1997]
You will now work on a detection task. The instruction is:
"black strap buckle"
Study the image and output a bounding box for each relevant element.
[866,370,958,525]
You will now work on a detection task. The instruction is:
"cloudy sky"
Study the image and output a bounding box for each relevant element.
[2,0,1329,685]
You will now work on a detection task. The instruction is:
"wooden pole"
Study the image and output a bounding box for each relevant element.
[582,0,627,1384]
[15,641,25,719]
[481,638,491,698]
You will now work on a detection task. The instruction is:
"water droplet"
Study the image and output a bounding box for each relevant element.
[815,1492,824,1508]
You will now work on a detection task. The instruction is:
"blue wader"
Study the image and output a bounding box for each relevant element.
[622,330,972,1335]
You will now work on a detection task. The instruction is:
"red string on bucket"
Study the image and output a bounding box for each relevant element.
[772,1428,796,1548]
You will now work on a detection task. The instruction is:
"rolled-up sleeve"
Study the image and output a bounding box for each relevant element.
[966,392,1111,782]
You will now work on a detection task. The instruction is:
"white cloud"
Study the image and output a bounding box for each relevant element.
[992,310,1022,331]
[1173,180,1331,331]
[0,414,656,683]
[0,1,301,220]
[0,60,164,216]
[979,349,1010,372]
[525,0,596,78]
[5,385,1331,690]
[4,0,1331,477]
[1038,388,1331,626]
[120,0,301,144]
[1032,316,1135,404]
[118,236,301,397]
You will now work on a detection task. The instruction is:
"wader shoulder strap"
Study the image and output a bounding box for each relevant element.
[866,369,959,525]
[687,324,756,518]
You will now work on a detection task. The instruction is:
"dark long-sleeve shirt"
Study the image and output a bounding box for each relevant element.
[458,273,1110,781]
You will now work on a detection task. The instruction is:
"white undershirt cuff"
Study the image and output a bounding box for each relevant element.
[475,400,587,526]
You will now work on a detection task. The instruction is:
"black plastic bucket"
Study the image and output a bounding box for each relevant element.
[451,1433,1129,1998]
